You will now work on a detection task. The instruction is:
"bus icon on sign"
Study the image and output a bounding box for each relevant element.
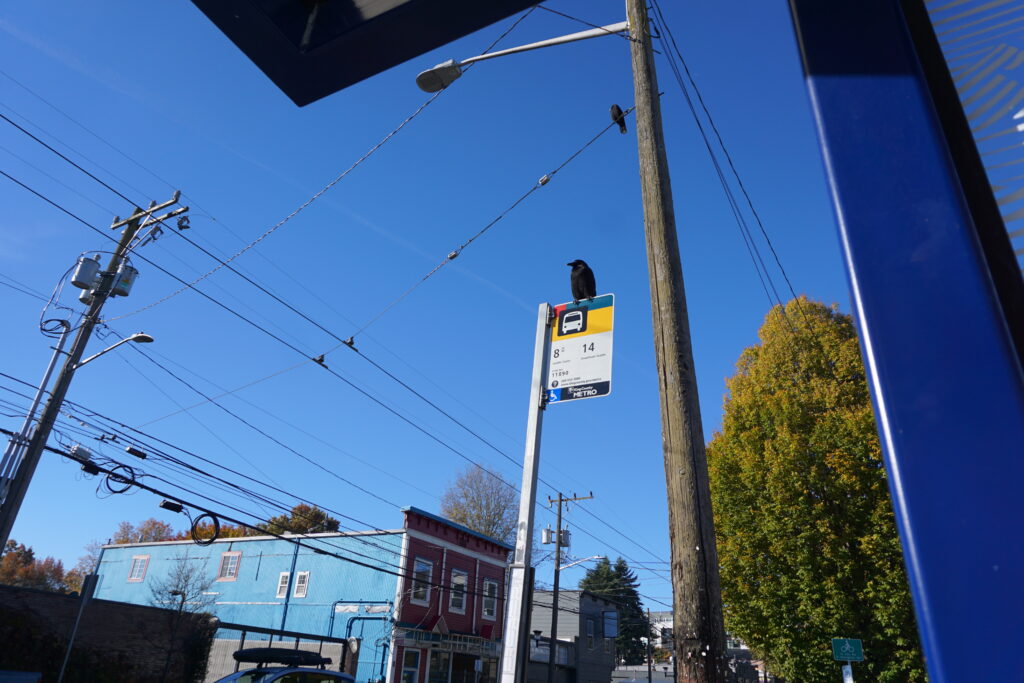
[560,309,586,335]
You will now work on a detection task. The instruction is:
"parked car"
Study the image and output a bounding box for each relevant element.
[214,647,355,683]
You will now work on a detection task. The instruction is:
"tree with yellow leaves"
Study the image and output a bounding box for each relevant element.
[707,298,925,682]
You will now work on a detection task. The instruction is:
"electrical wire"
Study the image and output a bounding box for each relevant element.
[2,169,674,590]
[649,0,812,330]
[98,6,541,325]
[2,86,672,583]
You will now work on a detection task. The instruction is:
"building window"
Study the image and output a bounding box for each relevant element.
[217,551,241,581]
[449,569,468,613]
[482,578,498,620]
[127,555,149,582]
[604,638,613,654]
[293,571,310,598]
[276,572,289,598]
[586,618,595,649]
[428,650,450,683]
[402,649,421,683]
[411,558,432,605]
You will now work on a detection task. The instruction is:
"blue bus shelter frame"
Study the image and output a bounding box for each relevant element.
[788,2,1024,681]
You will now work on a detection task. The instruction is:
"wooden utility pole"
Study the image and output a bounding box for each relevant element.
[625,0,728,680]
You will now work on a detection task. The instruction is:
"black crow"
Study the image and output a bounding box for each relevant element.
[610,104,627,134]
[567,260,597,303]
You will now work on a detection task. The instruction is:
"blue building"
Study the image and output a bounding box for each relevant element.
[95,507,511,683]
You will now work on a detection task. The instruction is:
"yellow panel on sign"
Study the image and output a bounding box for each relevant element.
[551,294,614,341]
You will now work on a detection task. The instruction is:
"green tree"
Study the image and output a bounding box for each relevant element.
[440,465,517,545]
[262,503,340,535]
[579,557,648,664]
[706,298,925,682]
[0,540,69,592]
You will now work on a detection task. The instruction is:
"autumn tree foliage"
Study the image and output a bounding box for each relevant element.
[112,518,176,544]
[440,465,517,545]
[0,540,69,592]
[706,298,925,682]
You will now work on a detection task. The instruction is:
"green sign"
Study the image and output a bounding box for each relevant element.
[831,638,864,662]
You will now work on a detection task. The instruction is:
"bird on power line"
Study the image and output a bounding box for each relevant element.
[610,104,627,134]
[567,260,597,303]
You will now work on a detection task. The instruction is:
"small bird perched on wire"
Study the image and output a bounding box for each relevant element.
[567,259,597,303]
[610,104,627,134]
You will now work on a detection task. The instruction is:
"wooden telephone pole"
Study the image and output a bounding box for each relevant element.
[625,0,728,680]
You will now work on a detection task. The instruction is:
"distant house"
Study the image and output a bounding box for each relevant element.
[94,506,511,683]
[528,589,619,683]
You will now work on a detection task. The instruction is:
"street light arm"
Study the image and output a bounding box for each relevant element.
[460,21,629,67]
[558,555,606,571]
[75,333,154,369]
[416,21,629,92]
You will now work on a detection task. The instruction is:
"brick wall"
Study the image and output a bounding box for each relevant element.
[0,583,216,682]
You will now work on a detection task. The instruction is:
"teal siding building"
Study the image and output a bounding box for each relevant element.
[95,508,511,683]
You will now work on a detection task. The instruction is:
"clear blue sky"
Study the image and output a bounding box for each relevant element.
[0,1,848,607]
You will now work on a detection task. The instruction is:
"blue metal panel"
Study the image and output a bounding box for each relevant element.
[788,2,1024,682]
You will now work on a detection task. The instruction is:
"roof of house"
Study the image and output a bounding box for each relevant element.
[101,528,403,549]
[403,506,514,551]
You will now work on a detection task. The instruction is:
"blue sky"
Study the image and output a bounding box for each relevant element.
[0,1,848,607]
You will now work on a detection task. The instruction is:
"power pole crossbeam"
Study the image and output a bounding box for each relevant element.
[624,0,728,680]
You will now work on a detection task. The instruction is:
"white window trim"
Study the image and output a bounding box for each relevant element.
[410,557,432,606]
[217,551,241,581]
[276,572,290,599]
[482,578,498,620]
[402,649,421,683]
[293,571,310,598]
[448,569,468,614]
[127,555,149,582]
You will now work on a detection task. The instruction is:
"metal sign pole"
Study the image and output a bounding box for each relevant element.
[500,303,552,683]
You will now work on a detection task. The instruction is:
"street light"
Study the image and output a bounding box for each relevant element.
[415,21,629,92]
[558,555,606,571]
[0,328,156,547]
[75,332,154,369]
[420,4,730,682]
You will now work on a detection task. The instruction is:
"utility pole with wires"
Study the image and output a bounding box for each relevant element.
[543,491,593,683]
[625,0,728,680]
[0,193,188,549]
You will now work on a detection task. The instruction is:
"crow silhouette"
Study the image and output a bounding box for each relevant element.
[567,260,597,303]
[610,104,627,134]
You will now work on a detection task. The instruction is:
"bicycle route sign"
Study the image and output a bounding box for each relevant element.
[831,638,864,662]
[546,293,614,404]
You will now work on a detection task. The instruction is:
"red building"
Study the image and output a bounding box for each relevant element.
[389,507,512,683]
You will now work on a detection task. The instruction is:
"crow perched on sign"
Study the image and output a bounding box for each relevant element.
[610,104,627,134]
[567,260,597,303]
